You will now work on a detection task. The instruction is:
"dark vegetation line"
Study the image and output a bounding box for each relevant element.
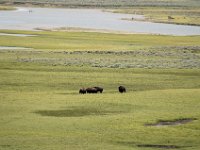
[137,144,182,149]
[129,18,200,27]
[1,0,200,8]
[145,118,197,126]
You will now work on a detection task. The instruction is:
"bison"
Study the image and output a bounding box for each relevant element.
[118,86,126,93]
[79,88,86,94]
[93,87,103,93]
[86,87,98,94]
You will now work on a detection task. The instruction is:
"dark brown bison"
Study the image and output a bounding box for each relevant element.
[86,87,98,93]
[118,86,126,93]
[79,88,86,94]
[93,87,103,93]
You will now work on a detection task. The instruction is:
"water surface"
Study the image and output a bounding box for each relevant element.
[0,46,32,50]
[0,7,200,35]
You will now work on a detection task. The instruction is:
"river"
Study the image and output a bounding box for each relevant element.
[0,7,200,35]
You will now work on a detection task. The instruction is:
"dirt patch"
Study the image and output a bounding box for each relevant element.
[137,144,181,149]
[145,118,197,127]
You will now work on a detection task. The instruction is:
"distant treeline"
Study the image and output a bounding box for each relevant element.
[0,0,200,8]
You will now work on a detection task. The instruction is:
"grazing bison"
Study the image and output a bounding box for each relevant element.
[86,87,98,94]
[79,88,86,94]
[93,87,103,93]
[118,86,126,93]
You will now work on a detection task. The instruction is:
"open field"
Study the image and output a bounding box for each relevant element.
[0,63,200,150]
[0,30,200,149]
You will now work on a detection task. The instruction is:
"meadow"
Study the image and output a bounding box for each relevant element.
[0,30,200,150]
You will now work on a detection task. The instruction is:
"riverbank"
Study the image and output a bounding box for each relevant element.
[1,0,200,26]
[0,6,16,11]
[123,17,200,27]
[1,7,199,35]
[109,7,200,26]
[35,27,149,35]
[1,5,200,27]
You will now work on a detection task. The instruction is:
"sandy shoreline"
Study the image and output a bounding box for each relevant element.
[35,27,157,35]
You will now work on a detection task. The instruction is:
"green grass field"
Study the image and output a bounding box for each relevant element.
[0,30,200,149]
[0,30,200,50]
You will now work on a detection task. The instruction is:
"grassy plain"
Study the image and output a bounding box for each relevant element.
[0,29,200,50]
[0,30,200,150]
